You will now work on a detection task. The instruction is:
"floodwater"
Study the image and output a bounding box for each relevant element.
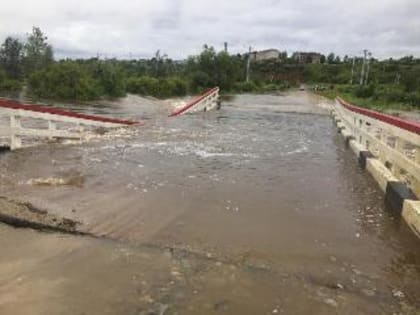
[0,92,419,314]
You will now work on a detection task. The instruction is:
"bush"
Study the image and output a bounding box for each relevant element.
[190,71,212,92]
[0,69,5,85]
[233,81,257,93]
[28,62,100,100]
[0,68,22,92]
[0,79,22,91]
[354,84,375,98]
[169,78,188,96]
[126,76,187,98]
[126,76,160,96]
[337,84,353,94]
[259,83,284,92]
[381,89,406,103]
[405,91,420,107]
[90,62,126,98]
[161,78,187,97]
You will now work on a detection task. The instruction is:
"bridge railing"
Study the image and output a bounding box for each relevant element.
[169,87,220,117]
[0,98,138,150]
[334,97,420,196]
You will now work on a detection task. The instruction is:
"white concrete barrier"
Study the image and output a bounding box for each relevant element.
[170,87,220,117]
[0,98,138,150]
[332,97,420,238]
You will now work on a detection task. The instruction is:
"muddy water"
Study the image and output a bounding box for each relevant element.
[0,92,419,314]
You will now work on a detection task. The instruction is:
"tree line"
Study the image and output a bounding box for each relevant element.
[0,27,419,109]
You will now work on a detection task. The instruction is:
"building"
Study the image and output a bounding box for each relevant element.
[249,49,281,61]
[292,52,322,64]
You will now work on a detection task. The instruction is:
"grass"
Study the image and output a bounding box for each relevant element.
[314,84,417,112]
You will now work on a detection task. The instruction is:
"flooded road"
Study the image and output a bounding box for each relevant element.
[0,92,419,314]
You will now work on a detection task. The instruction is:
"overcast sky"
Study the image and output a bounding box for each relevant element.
[1,0,419,60]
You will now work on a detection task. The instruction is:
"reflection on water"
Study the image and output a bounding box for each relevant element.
[0,92,419,314]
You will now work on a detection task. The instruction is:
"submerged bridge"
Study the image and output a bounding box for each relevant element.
[0,87,419,240]
[0,88,220,150]
[332,97,420,238]
[0,98,139,150]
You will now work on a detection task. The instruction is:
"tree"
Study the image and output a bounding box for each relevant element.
[0,37,24,79]
[23,26,54,76]
[185,45,247,91]
[400,70,419,93]
[327,53,335,64]
[150,50,170,77]
[89,61,126,97]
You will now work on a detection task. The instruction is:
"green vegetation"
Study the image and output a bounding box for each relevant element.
[28,62,100,101]
[316,84,419,112]
[0,27,420,110]
[126,77,187,98]
[306,57,420,110]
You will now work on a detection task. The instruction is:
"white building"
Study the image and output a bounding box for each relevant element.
[249,49,281,61]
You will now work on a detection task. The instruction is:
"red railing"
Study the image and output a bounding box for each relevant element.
[336,97,420,135]
[0,98,139,125]
[169,87,219,117]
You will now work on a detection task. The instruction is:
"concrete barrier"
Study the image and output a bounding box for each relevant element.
[403,200,420,238]
[169,87,220,117]
[0,98,139,150]
[332,98,420,238]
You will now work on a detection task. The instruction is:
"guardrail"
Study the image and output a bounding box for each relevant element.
[169,87,220,117]
[334,97,420,197]
[0,98,139,150]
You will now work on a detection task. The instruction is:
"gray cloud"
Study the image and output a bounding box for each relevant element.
[0,0,418,59]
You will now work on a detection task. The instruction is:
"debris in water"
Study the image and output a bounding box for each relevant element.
[27,175,85,187]
[362,289,376,297]
[392,289,405,299]
[323,298,338,307]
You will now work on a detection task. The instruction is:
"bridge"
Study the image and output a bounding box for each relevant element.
[0,98,139,150]
[0,88,220,150]
[169,87,220,117]
[332,97,420,238]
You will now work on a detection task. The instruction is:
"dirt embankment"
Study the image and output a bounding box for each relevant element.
[0,197,85,235]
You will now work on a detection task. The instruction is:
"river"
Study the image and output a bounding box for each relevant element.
[0,92,419,314]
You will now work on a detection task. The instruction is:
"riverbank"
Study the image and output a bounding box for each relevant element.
[316,83,418,109]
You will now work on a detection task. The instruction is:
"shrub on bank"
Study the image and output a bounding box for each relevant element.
[90,62,126,98]
[126,76,187,98]
[126,76,160,96]
[233,81,257,93]
[0,69,22,91]
[354,84,376,98]
[28,62,100,101]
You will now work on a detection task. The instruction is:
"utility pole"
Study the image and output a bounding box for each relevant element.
[224,42,228,53]
[350,56,356,85]
[359,50,367,85]
[246,46,252,82]
[364,52,372,85]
